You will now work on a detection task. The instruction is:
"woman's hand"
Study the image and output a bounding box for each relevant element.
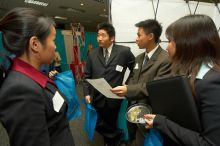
[144,114,156,129]
[49,70,58,79]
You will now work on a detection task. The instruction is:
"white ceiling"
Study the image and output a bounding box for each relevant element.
[190,0,219,3]
[0,0,109,31]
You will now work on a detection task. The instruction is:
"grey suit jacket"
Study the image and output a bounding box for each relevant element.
[125,46,172,143]
[126,46,171,104]
[83,44,135,108]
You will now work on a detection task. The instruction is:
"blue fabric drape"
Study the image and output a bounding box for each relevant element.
[80,32,98,61]
[0,32,11,69]
[117,99,129,141]
[0,32,9,55]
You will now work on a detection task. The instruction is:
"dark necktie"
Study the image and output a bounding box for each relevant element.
[104,49,109,64]
[142,55,149,67]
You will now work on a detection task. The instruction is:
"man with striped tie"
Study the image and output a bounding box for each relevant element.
[83,22,135,146]
[111,19,172,146]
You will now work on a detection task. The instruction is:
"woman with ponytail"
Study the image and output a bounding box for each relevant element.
[0,7,75,146]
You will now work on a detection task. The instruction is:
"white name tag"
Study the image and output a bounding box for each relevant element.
[116,65,123,72]
[134,63,139,69]
[52,91,64,112]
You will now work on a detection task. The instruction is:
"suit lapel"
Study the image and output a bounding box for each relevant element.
[134,53,145,80]
[97,47,105,66]
[106,44,117,65]
[141,46,162,73]
[141,60,153,72]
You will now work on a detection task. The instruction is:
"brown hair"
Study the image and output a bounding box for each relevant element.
[166,14,220,93]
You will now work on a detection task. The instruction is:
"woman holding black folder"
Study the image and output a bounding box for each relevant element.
[144,14,220,146]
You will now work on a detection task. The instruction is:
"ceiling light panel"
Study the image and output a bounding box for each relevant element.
[24,0,49,6]
[59,6,85,13]
[54,16,68,20]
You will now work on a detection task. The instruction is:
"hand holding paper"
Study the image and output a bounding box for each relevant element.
[86,78,125,99]
[111,85,127,97]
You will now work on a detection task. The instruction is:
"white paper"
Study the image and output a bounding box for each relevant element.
[52,91,64,112]
[86,78,125,99]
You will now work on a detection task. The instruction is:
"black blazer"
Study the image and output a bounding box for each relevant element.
[0,71,74,146]
[83,44,135,108]
[154,69,220,146]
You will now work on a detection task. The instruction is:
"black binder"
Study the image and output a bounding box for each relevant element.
[146,75,202,132]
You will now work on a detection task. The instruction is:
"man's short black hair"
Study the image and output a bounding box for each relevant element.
[97,22,115,38]
[135,19,162,43]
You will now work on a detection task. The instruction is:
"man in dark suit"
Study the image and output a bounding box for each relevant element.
[83,22,135,146]
[111,19,172,146]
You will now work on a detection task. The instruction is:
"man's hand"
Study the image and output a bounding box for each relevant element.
[85,95,91,103]
[111,85,127,97]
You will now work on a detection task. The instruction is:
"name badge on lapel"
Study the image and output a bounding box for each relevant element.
[52,91,64,112]
[134,63,139,69]
[116,65,123,72]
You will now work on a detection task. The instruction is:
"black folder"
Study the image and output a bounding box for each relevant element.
[146,75,202,132]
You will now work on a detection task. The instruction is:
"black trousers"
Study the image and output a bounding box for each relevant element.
[95,104,123,146]
[127,121,137,141]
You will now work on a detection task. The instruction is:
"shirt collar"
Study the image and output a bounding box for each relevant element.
[196,63,213,79]
[145,45,159,59]
[103,43,113,56]
[12,58,54,88]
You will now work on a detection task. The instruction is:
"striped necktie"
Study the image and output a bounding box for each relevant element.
[142,55,149,67]
[104,49,109,64]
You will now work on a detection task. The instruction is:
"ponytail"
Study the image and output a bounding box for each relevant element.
[0,54,11,86]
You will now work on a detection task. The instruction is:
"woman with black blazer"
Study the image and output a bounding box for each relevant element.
[144,15,220,146]
[0,8,74,146]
